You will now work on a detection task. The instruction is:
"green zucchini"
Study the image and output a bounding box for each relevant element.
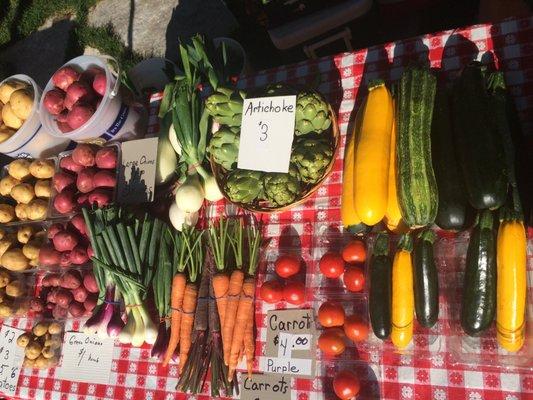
[397,66,438,228]
[452,62,507,210]
[460,210,496,336]
[431,85,473,231]
[369,233,392,339]
[413,229,439,328]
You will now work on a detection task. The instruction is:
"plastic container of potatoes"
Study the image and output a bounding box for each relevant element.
[0,269,35,317]
[16,319,63,369]
[0,223,48,272]
[0,157,56,225]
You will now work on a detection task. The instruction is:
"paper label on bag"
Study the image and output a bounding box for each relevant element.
[0,326,25,397]
[117,137,159,203]
[237,95,296,173]
[57,332,115,385]
[239,373,291,400]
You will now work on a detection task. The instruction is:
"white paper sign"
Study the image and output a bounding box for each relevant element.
[58,332,115,385]
[277,332,312,357]
[259,357,313,377]
[237,95,296,173]
[0,325,25,397]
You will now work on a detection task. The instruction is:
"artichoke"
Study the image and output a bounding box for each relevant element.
[225,169,264,204]
[291,138,333,184]
[205,87,246,127]
[208,127,239,170]
[295,91,331,136]
[263,167,301,206]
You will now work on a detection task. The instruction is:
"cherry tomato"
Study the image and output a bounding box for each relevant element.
[259,279,284,304]
[343,266,365,292]
[318,301,345,327]
[342,240,366,264]
[319,252,345,278]
[318,329,346,356]
[283,281,305,305]
[344,315,369,343]
[333,370,360,400]
[274,254,301,278]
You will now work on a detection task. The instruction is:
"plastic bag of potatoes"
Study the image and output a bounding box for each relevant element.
[0,226,46,271]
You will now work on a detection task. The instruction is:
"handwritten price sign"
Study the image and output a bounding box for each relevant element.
[0,325,25,397]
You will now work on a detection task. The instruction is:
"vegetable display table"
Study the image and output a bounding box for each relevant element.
[9,15,533,400]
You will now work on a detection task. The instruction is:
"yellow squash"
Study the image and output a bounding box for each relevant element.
[496,216,527,352]
[391,234,414,349]
[353,80,393,226]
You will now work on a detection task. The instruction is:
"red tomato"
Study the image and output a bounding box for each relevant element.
[333,370,360,400]
[344,315,369,343]
[342,240,367,263]
[318,329,346,356]
[283,281,305,305]
[318,301,345,327]
[259,279,284,304]
[319,252,345,278]
[343,266,365,292]
[274,254,300,278]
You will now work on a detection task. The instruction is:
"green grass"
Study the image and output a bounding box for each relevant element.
[0,0,144,79]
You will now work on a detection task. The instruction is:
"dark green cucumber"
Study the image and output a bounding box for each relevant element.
[460,210,497,336]
[413,229,439,328]
[347,222,371,235]
[369,233,392,339]
[452,62,507,210]
[431,85,473,231]
[397,66,438,228]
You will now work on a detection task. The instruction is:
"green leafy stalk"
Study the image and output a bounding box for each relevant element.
[207,218,230,271]
[245,218,262,276]
[229,218,244,269]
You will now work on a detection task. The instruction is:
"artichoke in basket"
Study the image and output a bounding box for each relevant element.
[263,166,301,207]
[209,127,239,170]
[205,87,245,127]
[225,169,264,204]
[291,138,333,184]
[295,91,331,136]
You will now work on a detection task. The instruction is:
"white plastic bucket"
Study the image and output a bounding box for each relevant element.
[39,55,142,143]
[0,74,71,158]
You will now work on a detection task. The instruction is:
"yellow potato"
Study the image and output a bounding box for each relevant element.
[0,237,14,258]
[1,102,23,130]
[29,258,39,267]
[0,303,13,317]
[1,248,29,271]
[0,124,15,144]
[10,183,35,204]
[17,332,31,348]
[6,280,25,297]
[14,203,28,220]
[0,175,20,196]
[26,199,47,220]
[47,322,62,335]
[34,180,51,198]
[0,228,4,240]
[17,225,34,244]
[8,159,31,180]
[22,357,35,368]
[9,89,33,120]
[24,341,42,360]
[29,159,55,179]
[32,322,49,337]
[0,270,9,288]
[0,80,26,104]
[22,240,40,260]
[0,204,15,223]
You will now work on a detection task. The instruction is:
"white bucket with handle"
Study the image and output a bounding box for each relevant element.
[0,74,71,158]
[39,55,142,144]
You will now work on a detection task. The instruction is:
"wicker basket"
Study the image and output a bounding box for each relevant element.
[210,103,340,213]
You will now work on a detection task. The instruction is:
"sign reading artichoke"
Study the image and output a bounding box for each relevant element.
[206,84,338,211]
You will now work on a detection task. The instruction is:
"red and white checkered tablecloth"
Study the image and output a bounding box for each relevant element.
[6,15,533,400]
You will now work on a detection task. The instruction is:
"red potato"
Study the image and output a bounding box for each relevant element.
[84,294,97,311]
[76,193,89,206]
[95,147,117,169]
[41,275,52,287]
[92,72,107,96]
[60,156,84,173]
[70,214,87,235]
[60,252,71,267]
[72,144,96,167]
[53,231,79,252]
[57,110,68,123]
[47,223,65,239]
[63,94,76,111]
[60,270,82,289]
[43,89,65,115]
[66,81,95,105]
[46,302,55,310]
[29,298,44,312]
[83,272,98,293]
[93,170,116,188]
[52,66,80,91]
[54,190,77,214]
[86,245,94,258]
[88,189,112,207]
[47,289,57,304]
[55,288,73,308]
[80,67,100,84]
[69,301,86,317]
[39,245,62,266]
[70,245,89,265]
[57,120,73,133]
[53,305,69,319]
[72,286,88,302]
[76,168,97,193]
[48,274,61,287]
[53,171,76,192]
[67,102,95,130]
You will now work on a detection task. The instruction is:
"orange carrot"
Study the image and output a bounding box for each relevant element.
[238,343,244,364]
[212,273,230,358]
[228,278,255,380]
[223,269,244,365]
[162,273,186,367]
[178,283,198,373]
[244,303,255,377]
